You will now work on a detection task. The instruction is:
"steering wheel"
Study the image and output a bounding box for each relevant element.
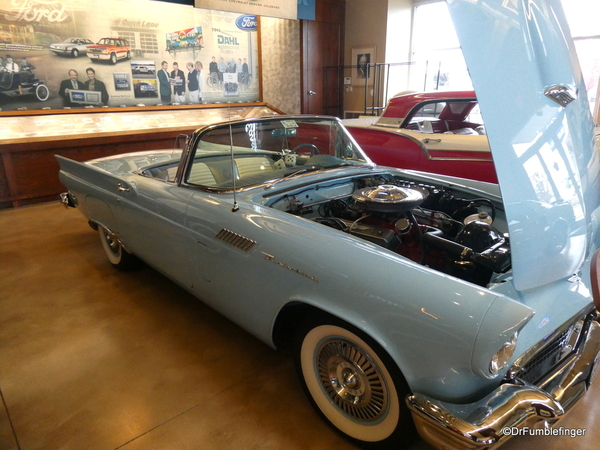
[292,143,320,157]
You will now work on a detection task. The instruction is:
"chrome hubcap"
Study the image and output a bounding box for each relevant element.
[103,230,120,255]
[317,338,388,422]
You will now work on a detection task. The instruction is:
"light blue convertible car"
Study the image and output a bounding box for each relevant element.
[58,1,600,449]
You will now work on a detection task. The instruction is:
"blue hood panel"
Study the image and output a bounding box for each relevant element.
[447,0,600,291]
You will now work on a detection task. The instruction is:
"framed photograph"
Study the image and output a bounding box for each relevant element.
[69,90,103,106]
[352,46,376,86]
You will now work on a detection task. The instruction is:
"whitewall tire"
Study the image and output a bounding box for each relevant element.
[295,318,415,448]
[98,226,139,270]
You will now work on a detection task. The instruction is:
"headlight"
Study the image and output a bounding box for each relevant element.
[489,332,518,374]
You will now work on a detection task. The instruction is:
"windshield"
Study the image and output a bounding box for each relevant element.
[377,99,485,135]
[184,117,371,189]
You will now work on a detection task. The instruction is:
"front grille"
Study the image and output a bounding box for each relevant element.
[519,328,572,384]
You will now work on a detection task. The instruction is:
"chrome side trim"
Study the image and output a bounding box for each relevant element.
[370,127,493,162]
[261,252,318,282]
[407,315,600,450]
[421,145,493,162]
[425,155,493,162]
[216,228,257,252]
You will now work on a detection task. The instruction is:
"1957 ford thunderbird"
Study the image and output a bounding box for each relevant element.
[57,1,600,449]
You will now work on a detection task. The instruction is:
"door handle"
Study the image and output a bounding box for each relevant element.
[117,183,130,192]
[423,138,442,144]
[308,90,317,96]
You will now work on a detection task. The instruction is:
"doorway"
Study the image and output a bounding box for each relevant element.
[301,0,345,116]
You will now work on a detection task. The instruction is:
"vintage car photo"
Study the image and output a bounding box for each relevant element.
[55,1,600,449]
[344,90,497,183]
[0,64,49,102]
[49,37,95,57]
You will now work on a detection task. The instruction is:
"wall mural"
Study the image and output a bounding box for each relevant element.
[195,0,297,20]
[0,0,260,112]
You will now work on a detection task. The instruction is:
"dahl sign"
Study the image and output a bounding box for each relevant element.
[195,0,297,20]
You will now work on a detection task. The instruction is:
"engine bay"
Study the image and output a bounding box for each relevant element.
[267,173,510,287]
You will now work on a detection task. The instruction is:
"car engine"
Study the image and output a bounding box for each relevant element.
[280,175,510,287]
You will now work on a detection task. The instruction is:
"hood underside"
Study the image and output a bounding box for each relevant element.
[447,0,600,291]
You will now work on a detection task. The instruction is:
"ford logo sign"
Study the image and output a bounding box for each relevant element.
[236,15,258,31]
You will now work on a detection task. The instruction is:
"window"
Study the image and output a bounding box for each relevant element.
[409,2,472,92]
[411,1,600,113]
[562,0,600,115]
[405,100,484,134]
[140,33,159,54]
[118,32,135,48]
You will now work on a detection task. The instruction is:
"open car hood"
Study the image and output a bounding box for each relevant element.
[448,0,600,291]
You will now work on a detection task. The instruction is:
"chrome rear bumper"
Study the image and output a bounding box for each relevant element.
[407,315,600,450]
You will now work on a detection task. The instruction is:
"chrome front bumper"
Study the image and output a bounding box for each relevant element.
[407,315,600,450]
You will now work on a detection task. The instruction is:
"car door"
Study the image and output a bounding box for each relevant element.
[400,99,493,177]
[399,128,494,181]
[117,39,129,58]
[110,171,198,288]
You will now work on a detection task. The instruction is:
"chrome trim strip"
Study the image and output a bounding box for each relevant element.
[426,155,493,162]
[371,128,492,162]
[420,145,492,160]
[261,252,318,282]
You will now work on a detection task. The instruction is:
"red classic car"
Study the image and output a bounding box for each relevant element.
[344,91,498,183]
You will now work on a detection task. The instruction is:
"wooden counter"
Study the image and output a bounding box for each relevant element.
[0,103,282,208]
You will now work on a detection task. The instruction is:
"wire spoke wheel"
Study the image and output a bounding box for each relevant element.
[317,338,387,422]
[296,320,415,448]
[35,84,49,101]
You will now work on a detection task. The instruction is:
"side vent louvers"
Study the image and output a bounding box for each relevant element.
[216,229,257,252]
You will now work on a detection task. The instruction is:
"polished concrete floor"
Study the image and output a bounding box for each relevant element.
[1,202,599,450]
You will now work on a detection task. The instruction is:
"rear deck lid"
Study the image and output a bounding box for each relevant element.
[447,0,600,291]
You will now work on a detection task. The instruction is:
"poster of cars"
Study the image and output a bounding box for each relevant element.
[0,0,260,112]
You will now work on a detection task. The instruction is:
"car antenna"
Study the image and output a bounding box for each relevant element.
[228,103,239,212]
